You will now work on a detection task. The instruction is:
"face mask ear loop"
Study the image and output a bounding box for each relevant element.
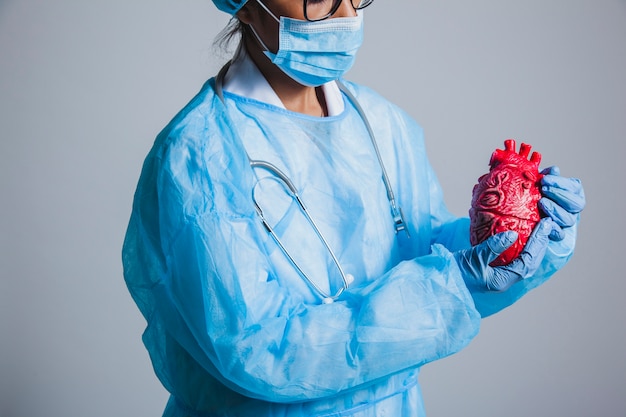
[254,0,280,23]
[247,0,280,55]
[247,23,272,53]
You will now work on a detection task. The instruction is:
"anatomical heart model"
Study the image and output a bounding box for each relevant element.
[469,139,543,266]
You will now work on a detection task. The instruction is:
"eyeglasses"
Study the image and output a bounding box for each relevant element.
[304,0,374,22]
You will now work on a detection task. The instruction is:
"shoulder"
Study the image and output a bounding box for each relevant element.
[134,78,239,213]
[144,78,246,183]
[340,79,424,145]
[339,80,424,134]
[152,78,222,160]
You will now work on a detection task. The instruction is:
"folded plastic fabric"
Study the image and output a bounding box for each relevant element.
[122,80,575,416]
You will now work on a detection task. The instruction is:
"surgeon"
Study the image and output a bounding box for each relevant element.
[122,0,586,415]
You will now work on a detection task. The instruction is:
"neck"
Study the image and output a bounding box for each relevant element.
[243,37,327,117]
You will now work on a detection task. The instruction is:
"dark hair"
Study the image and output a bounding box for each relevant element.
[213,17,250,54]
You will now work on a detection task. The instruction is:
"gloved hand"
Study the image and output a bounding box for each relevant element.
[539,166,586,241]
[454,218,555,292]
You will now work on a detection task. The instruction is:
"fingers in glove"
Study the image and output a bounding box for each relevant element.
[548,222,565,241]
[506,218,553,279]
[496,218,553,281]
[486,268,523,292]
[541,175,586,213]
[484,231,518,264]
[539,197,578,228]
[540,166,560,176]
[521,218,553,263]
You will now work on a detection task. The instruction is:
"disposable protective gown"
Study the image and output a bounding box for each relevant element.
[122,78,576,417]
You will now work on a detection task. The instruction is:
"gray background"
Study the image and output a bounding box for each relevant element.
[1,0,624,416]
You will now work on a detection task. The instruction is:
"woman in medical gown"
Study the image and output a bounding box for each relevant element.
[122,0,585,415]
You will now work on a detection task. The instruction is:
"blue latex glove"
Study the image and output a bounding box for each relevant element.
[539,166,586,241]
[454,218,556,292]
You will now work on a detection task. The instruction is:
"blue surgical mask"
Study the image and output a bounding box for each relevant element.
[249,1,364,87]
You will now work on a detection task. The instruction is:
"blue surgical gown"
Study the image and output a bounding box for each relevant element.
[122,78,576,416]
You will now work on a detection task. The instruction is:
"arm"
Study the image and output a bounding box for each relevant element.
[145,145,478,402]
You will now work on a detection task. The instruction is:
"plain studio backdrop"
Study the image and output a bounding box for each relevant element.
[1,0,625,416]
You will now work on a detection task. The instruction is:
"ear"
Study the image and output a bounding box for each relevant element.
[236,2,255,24]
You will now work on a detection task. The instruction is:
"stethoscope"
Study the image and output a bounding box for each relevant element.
[215,62,409,303]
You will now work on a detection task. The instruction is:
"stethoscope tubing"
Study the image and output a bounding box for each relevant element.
[250,160,351,303]
[215,61,408,303]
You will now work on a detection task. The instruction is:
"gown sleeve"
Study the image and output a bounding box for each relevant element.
[122,87,481,404]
